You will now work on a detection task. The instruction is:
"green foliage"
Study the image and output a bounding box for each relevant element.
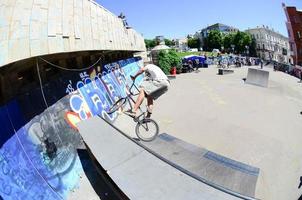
[144,39,156,49]
[187,38,200,49]
[223,33,235,52]
[232,31,252,54]
[158,50,171,74]
[164,39,175,47]
[249,37,257,57]
[204,30,223,51]
[203,30,254,55]
[168,49,182,70]
[158,50,182,74]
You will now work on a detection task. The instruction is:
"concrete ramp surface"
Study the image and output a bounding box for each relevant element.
[245,68,269,87]
[78,116,245,200]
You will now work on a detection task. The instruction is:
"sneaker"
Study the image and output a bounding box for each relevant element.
[146,111,152,118]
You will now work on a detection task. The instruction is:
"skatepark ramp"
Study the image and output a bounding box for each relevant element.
[245,68,269,87]
[0,52,261,200]
[0,57,144,200]
[78,116,259,200]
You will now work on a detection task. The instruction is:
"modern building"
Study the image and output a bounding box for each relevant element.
[246,26,292,64]
[194,23,239,47]
[283,4,302,66]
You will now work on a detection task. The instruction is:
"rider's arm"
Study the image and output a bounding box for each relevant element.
[132,67,146,79]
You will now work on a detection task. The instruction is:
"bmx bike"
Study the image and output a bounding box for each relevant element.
[107,77,159,142]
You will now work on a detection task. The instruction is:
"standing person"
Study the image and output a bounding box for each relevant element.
[260,58,263,69]
[217,53,222,67]
[204,54,208,68]
[125,63,170,118]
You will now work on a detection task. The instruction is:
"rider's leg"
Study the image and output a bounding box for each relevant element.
[146,96,153,118]
[133,89,145,113]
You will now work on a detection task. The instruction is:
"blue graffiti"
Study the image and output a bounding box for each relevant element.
[69,58,143,121]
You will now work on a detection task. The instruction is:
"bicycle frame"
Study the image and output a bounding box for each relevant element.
[122,79,145,116]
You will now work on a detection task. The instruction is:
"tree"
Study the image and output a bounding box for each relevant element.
[223,33,235,53]
[203,30,223,51]
[187,38,200,49]
[232,31,252,54]
[144,39,156,49]
[164,39,175,47]
[249,37,257,57]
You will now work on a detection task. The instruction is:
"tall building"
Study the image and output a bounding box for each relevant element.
[246,26,292,64]
[283,4,302,66]
[194,23,239,48]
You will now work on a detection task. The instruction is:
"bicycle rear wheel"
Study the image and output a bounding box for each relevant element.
[107,98,126,114]
[135,118,159,142]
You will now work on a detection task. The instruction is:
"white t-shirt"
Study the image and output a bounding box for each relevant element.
[144,64,168,81]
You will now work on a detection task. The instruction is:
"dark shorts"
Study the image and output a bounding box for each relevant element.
[140,79,170,100]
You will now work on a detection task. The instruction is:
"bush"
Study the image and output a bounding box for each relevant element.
[158,50,182,74]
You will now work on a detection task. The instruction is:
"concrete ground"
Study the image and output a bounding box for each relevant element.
[116,65,302,200]
[154,66,302,200]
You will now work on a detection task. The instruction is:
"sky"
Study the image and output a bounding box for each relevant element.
[96,0,302,39]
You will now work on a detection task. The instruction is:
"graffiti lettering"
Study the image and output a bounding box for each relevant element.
[66,80,75,94]
[68,58,143,125]
[79,72,89,81]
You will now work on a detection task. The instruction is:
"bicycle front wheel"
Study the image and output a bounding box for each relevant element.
[135,118,159,142]
[107,98,126,114]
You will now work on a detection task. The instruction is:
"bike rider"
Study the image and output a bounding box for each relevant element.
[125,63,170,118]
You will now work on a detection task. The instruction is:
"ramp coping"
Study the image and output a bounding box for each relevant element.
[204,151,260,176]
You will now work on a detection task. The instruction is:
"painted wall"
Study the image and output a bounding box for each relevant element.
[0,57,143,200]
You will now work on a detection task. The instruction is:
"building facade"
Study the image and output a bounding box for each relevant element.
[283,4,302,66]
[174,38,188,52]
[194,23,238,47]
[246,27,292,64]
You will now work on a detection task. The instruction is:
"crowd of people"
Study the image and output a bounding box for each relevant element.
[181,53,263,72]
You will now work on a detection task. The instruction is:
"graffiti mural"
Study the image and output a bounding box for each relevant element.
[0,58,143,200]
[67,57,143,125]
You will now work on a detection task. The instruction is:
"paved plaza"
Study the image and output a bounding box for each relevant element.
[115,65,302,200]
